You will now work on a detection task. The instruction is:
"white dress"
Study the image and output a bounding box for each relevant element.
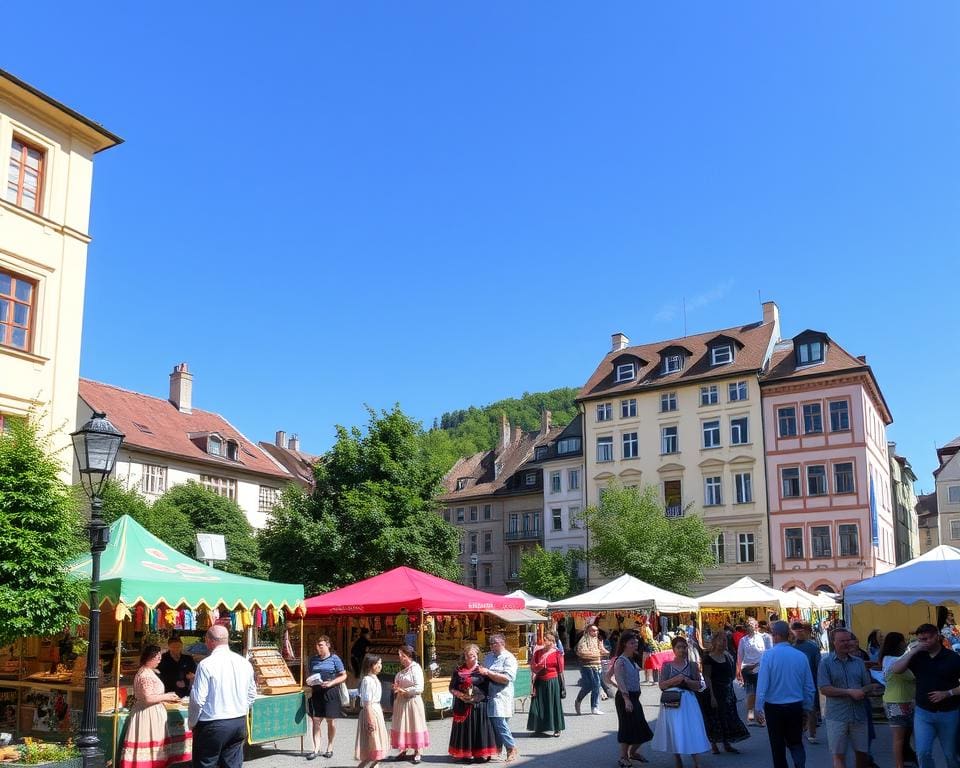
[651,661,711,755]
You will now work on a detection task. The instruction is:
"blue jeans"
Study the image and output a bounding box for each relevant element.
[489,716,515,750]
[576,667,601,710]
[914,706,960,768]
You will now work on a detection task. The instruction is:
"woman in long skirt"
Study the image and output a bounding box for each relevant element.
[612,631,654,766]
[355,654,389,768]
[390,645,429,763]
[699,632,749,754]
[651,635,711,768]
[527,631,565,736]
[448,644,498,762]
[119,645,187,768]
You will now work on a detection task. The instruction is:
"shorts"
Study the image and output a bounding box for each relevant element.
[826,719,869,754]
[884,702,915,728]
[741,665,759,693]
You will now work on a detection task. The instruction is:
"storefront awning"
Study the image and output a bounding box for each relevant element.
[486,608,548,624]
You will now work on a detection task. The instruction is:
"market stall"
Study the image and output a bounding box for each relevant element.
[504,590,549,611]
[303,567,545,716]
[844,545,960,643]
[696,576,792,633]
[0,515,305,760]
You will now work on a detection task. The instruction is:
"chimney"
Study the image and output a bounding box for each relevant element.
[540,409,552,436]
[275,430,287,448]
[169,363,193,414]
[512,425,523,443]
[499,413,510,452]
[611,332,629,352]
[762,300,780,328]
[289,434,300,452]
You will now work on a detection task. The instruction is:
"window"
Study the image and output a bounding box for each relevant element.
[705,476,722,506]
[482,564,492,587]
[469,505,478,521]
[661,425,678,454]
[443,508,451,522]
[458,537,464,555]
[208,436,223,457]
[839,524,859,556]
[778,407,798,437]
[663,355,683,374]
[712,533,725,564]
[550,471,561,493]
[258,486,280,514]
[781,467,801,498]
[525,471,537,486]
[621,398,637,418]
[456,478,468,491]
[834,462,855,494]
[569,505,582,528]
[456,507,465,523]
[803,403,823,434]
[596,436,613,462]
[483,504,492,520]
[702,420,720,449]
[616,362,636,382]
[829,400,850,432]
[948,486,960,504]
[700,385,719,406]
[797,340,824,365]
[552,508,562,531]
[596,403,612,422]
[568,469,580,490]
[557,437,581,454]
[508,513,519,533]
[7,137,44,214]
[534,446,548,460]
[664,480,682,518]
[660,392,678,412]
[728,381,748,401]
[140,464,167,495]
[200,475,237,500]
[469,533,478,555]
[811,525,832,557]
[0,270,35,352]
[730,417,749,445]
[737,533,756,563]
[951,520,960,540]
[711,344,733,366]
[807,465,827,496]
[734,472,752,504]
[224,440,238,461]
[785,528,804,559]
[622,432,638,459]
[483,531,492,553]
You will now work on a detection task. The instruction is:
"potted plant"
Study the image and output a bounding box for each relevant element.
[3,738,82,768]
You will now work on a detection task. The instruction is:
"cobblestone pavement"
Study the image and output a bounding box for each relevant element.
[245,669,942,767]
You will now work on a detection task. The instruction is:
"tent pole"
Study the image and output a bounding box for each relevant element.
[418,611,425,667]
[299,615,305,754]
[112,613,122,761]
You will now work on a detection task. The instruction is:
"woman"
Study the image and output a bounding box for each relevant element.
[306,636,348,760]
[866,629,884,663]
[880,632,917,768]
[355,654,389,768]
[699,631,749,755]
[651,635,710,768]
[118,645,184,768]
[390,645,429,763]
[527,631,565,737]
[448,643,498,763]
[638,620,656,685]
[612,631,653,766]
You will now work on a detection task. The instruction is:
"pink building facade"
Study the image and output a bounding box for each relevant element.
[761,331,895,592]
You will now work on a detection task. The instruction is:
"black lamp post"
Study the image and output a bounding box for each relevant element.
[71,412,124,768]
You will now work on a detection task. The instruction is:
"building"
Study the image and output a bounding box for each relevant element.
[888,443,920,564]
[77,364,292,528]
[0,69,121,469]
[934,436,960,547]
[438,414,560,592]
[916,492,939,555]
[578,302,780,593]
[761,332,895,592]
[259,430,319,490]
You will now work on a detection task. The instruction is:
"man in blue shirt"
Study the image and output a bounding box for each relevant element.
[756,621,816,768]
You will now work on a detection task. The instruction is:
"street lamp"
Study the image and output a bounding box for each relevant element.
[71,412,124,768]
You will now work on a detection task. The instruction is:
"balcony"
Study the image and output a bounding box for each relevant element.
[505,528,543,542]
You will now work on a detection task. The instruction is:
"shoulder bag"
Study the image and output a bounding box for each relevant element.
[338,681,351,707]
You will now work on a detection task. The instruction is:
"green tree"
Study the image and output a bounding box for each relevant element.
[518,547,575,602]
[259,405,461,595]
[0,418,86,645]
[583,482,714,594]
[99,480,195,554]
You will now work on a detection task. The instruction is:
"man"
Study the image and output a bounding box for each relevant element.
[574,622,609,715]
[889,622,960,768]
[756,621,816,768]
[188,625,257,768]
[791,622,821,744]
[818,627,878,768]
[479,633,518,762]
[736,618,769,723]
[350,627,371,678]
[158,637,196,697]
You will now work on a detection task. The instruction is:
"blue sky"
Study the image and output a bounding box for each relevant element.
[6,3,958,489]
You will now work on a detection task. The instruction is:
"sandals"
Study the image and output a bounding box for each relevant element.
[322,751,334,759]
[617,760,632,768]
[627,750,648,763]
[723,744,740,754]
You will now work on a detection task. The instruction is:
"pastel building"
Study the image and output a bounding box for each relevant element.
[761,331,895,592]
[934,436,960,546]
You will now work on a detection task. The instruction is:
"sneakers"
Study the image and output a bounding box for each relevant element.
[591,707,604,715]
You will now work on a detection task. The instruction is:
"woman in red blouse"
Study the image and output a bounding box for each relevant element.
[527,631,566,737]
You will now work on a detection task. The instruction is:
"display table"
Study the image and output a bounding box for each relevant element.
[643,651,675,671]
[97,706,191,766]
[248,691,307,744]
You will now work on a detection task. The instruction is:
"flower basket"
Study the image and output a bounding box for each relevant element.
[2,738,81,768]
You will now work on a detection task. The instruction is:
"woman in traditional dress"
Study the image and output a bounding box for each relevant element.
[612,631,653,766]
[700,631,749,755]
[447,643,498,763]
[527,631,565,737]
[118,645,185,768]
[651,635,710,768]
[390,645,429,763]
[355,654,389,768]
[306,636,348,760]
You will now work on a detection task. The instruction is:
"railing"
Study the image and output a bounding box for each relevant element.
[505,528,543,542]
[665,504,684,519]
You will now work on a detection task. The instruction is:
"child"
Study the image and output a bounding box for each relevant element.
[355,654,389,768]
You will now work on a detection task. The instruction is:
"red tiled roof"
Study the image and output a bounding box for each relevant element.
[79,379,290,479]
[578,319,776,400]
[258,441,320,487]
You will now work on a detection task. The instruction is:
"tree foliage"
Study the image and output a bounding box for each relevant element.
[100,480,195,554]
[0,418,86,644]
[259,405,461,595]
[518,547,577,602]
[583,483,714,594]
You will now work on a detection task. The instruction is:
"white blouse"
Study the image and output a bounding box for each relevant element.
[394,661,424,696]
[359,674,382,706]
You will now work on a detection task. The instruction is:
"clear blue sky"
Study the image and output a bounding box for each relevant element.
[7,3,958,490]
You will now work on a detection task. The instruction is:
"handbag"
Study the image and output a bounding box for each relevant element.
[660,689,682,708]
[338,681,350,707]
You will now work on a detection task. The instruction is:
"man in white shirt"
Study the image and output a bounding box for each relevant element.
[479,634,519,762]
[188,625,257,768]
[737,618,770,724]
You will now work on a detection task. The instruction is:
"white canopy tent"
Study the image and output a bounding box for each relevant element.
[504,589,549,610]
[548,573,698,614]
[697,576,791,610]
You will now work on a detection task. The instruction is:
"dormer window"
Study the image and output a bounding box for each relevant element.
[456,477,469,491]
[225,440,239,461]
[616,362,636,382]
[525,471,537,486]
[557,437,581,455]
[663,355,683,374]
[710,344,734,366]
[208,435,223,456]
[797,340,824,365]
[534,446,548,461]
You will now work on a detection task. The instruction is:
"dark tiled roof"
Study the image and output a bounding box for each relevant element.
[79,379,290,479]
[526,414,583,465]
[916,492,938,525]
